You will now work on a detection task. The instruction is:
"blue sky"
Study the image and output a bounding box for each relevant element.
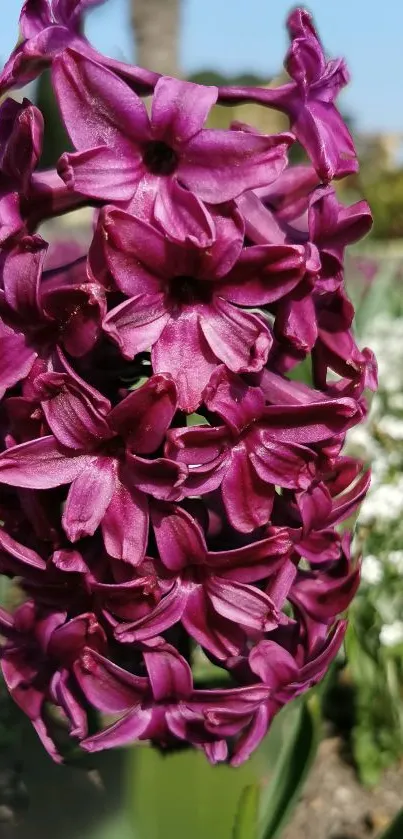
[1,0,400,133]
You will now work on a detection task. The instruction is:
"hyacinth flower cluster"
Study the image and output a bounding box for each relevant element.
[0,1,376,766]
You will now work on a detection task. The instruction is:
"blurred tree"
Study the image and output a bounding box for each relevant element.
[363,169,403,239]
[131,0,181,77]
[188,70,269,87]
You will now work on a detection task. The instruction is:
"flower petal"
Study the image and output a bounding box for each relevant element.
[275,291,318,353]
[0,528,46,574]
[34,372,113,450]
[153,177,215,248]
[81,708,152,751]
[58,146,142,202]
[151,503,207,571]
[102,206,175,292]
[53,48,150,149]
[181,130,293,203]
[200,298,271,373]
[249,640,298,687]
[2,239,45,318]
[62,456,117,541]
[20,0,52,37]
[101,480,149,564]
[204,366,265,434]
[166,425,229,496]
[0,318,36,398]
[293,102,357,182]
[152,309,217,412]
[221,243,305,306]
[209,528,291,583]
[0,436,89,489]
[181,586,245,659]
[103,294,169,359]
[207,576,280,631]
[41,282,107,357]
[231,704,271,767]
[108,374,177,454]
[166,425,229,466]
[144,645,193,700]
[221,446,274,532]
[262,397,361,443]
[126,455,186,501]
[114,582,188,642]
[151,76,218,145]
[247,427,317,490]
[74,648,148,713]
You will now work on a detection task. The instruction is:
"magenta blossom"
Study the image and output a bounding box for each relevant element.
[0,3,374,766]
[0,97,86,246]
[238,182,373,357]
[0,240,107,398]
[74,640,271,765]
[0,601,106,761]
[0,371,186,563]
[101,207,306,410]
[167,367,362,532]
[218,9,357,182]
[54,50,293,245]
[0,0,157,96]
[114,503,292,659]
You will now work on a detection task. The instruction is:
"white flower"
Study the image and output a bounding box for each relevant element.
[380,620,403,647]
[346,425,376,460]
[388,550,403,573]
[358,479,403,526]
[377,415,403,441]
[361,554,383,584]
[388,393,403,411]
[362,317,403,394]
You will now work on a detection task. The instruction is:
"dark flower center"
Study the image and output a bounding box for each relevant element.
[167,276,213,308]
[182,565,206,583]
[143,141,178,175]
[102,435,126,459]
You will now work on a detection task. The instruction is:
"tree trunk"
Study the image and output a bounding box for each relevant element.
[131,0,181,78]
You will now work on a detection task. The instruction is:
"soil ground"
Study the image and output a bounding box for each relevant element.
[283,736,403,839]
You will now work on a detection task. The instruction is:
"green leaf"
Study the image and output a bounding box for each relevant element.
[0,574,9,608]
[127,745,259,839]
[378,809,403,838]
[128,375,149,391]
[186,412,210,427]
[353,263,397,336]
[287,356,313,386]
[232,784,260,839]
[259,698,321,839]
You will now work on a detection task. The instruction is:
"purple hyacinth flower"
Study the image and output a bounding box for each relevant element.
[0,2,375,766]
[100,207,305,411]
[0,601,105,760]
[0,239,106,397]
[0,97,87,246]
[218,9,358,181]
[0,371,186,563]
[290,533,361,623]
[54,49,293,245]
[0,99,43,246]
[0,0,157,95]
[248,620,347,707]
[167,366,362,532]
[112,503,291,659]
[75,640,271,765]
[238,182,373,356]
